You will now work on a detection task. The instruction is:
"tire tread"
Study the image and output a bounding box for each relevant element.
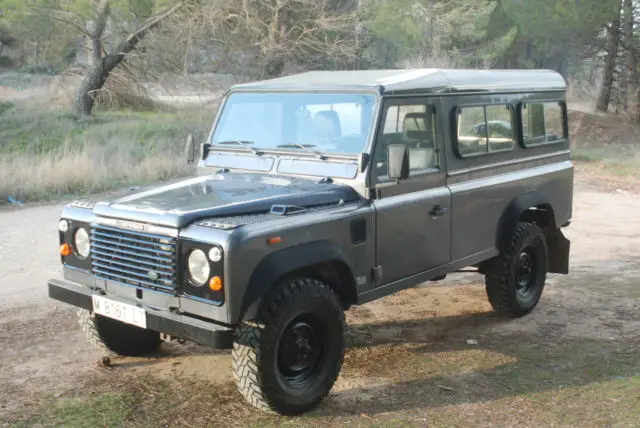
[77,308,114,354]
[485,221,547,317]
[232,278,345,414]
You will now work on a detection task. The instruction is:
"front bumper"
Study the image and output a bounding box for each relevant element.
[48,279,234,349]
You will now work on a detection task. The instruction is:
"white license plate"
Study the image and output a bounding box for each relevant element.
[92,295,147,329]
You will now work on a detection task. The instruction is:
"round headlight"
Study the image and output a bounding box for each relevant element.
[74,228,90,259]
[208,247,223,262]
[58,219,69,233]
[187,249,210,286]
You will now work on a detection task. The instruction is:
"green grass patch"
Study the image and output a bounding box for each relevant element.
[0,107,212,155]
[571,147,612,163]
[18,392,137,428]
[572,146,640,179]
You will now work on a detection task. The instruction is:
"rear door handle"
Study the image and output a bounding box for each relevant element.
[429,205,449,218]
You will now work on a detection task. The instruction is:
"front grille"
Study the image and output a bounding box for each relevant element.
[90,223,177,291]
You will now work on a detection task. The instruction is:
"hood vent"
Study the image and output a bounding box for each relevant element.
[269,204,307,216]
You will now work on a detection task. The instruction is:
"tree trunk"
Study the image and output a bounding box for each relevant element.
[624,0,636,115]
[73,61,110,117]
[596,4,621,112]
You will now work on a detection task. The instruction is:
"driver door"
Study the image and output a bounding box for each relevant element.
[370,99,451,286]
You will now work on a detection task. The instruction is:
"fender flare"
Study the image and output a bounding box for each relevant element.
[496,191,556,251]
[238,240,356,322]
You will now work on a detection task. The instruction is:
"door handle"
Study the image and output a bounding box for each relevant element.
[429,205,449,218]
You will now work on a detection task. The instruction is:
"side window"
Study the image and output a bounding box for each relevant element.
[373,102,438,182]
[457,106,487,156]
[456,104,514,157]
[382,105,427,133]
[521,101,567,146]
[486,105,515,152]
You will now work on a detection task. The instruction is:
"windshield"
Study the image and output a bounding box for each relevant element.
[211,92,377,155]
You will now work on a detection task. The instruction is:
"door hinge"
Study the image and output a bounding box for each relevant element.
[367,187,381,200]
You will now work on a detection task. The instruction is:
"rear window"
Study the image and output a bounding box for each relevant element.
[520,101,567,146]
[456,104,515,157]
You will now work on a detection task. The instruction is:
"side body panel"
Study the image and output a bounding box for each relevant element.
[449,159,573,260]
[373,183,451,284]
[441,91,573,261]
[223,202,376,324]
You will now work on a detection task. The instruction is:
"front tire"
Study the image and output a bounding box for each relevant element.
[232,278,345,415]
[485,221,548,317]
[77,309,162,356]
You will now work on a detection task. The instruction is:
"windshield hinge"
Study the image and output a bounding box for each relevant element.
[202,143,211,160]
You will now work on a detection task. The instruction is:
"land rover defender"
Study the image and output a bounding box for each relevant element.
[48,68,573,415]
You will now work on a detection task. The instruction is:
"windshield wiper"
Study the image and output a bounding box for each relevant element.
[276,144,327,160]
[216,140,263,155]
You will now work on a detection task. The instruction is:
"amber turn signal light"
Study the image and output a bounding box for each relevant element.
[267,236,282,245]
[209,276,223,291]
[59,243,72,257]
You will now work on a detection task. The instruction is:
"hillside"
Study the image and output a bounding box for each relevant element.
[568,110,640,194]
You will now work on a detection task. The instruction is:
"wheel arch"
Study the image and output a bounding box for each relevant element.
[495,191,568,275]
[239,240,357,322]
[496,192,557,249]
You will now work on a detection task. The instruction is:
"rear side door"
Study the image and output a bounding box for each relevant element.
[370,98,451,285]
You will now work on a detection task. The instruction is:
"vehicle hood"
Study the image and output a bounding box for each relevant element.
[92,173,361,228]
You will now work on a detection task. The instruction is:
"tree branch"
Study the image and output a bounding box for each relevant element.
[92,0,111,39]
[104,1,188,71]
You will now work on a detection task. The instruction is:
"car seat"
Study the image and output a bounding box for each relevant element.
[402,112,436,170]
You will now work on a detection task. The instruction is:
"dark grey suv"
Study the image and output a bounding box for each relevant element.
[48,68,573,415]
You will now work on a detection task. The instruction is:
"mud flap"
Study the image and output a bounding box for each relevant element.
[546,229,570,274]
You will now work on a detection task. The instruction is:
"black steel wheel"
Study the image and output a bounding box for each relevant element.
[278,316,324,388]
[516,250,537,295]
[485,221,548,317]
[232,278,345,415]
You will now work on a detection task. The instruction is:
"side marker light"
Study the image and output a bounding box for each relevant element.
[267,237,282,245]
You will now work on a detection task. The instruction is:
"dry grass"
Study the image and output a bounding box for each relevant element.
[0,107,214,203]
[0,144,188,200]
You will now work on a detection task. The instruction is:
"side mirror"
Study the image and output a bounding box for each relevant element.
[185,134,196,165]
[387,144,410,180]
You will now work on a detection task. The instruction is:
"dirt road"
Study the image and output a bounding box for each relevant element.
[1,181,639,425]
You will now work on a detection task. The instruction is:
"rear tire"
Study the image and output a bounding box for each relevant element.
[77,309,162,356]
[485,221,548,317]
[232,278,345,415]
